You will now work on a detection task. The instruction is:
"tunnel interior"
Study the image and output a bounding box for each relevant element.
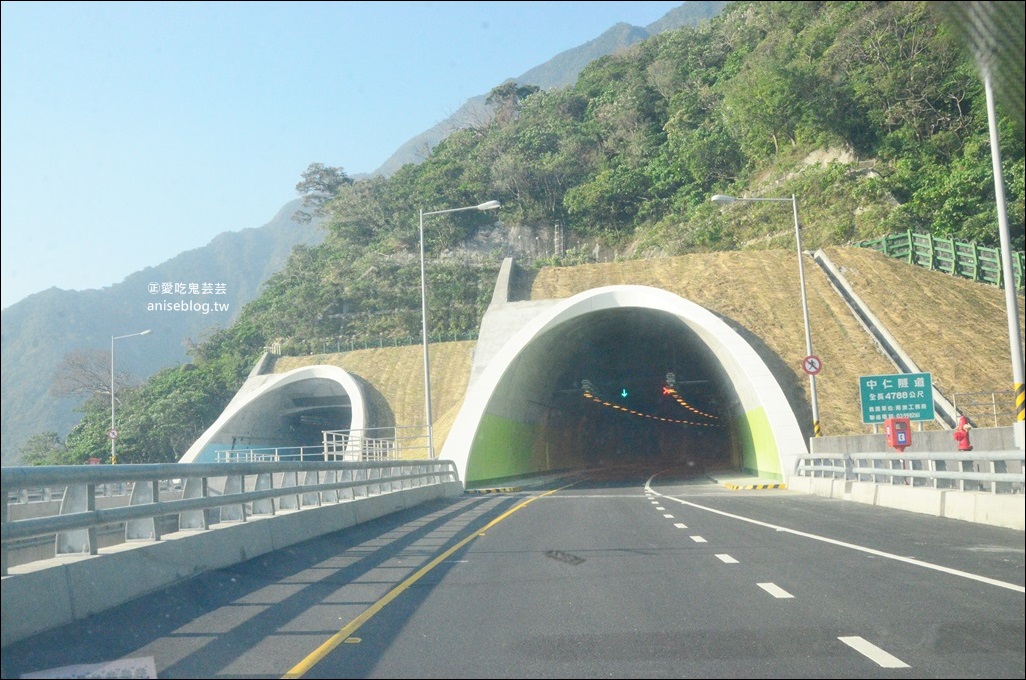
[469,307,741,482]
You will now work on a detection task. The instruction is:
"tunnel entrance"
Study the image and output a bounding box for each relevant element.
[443,285,808,487]
[181,366,368,464]
[533,309,736,473]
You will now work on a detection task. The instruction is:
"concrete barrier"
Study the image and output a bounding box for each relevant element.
[788,475,1024,530]
[1,481,463,648]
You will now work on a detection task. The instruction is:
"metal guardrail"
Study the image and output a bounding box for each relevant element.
[322,426,430,461]
[858,231,1025,289]
[952,391,1018,428]
[1,460,459,576]
[215,427,431,463]
[214,445,332,463]
[795,450,1024,493]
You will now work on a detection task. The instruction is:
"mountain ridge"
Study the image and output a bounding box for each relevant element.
[0,2,728,465]
[369,3,725,177]
[0,199,321,465]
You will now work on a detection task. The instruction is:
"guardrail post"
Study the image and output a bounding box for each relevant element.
[338,468,354,501]
[279,471,300,510]
[179,477,209,530]
[253,472,275,515]
[358,467,371,498]
[321,469,339,503]
[126,479,160,540]
[301,470,321,507]
[56,483,97,556]
[220,474,246,522]
[959,459,974,491]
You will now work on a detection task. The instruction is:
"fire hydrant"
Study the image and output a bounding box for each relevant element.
[953,415,973,452]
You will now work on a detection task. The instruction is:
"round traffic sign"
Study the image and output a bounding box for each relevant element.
[802,355,823,375]
[108,428,119,440]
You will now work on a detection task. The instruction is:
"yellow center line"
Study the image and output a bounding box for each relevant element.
[282,482,578,679]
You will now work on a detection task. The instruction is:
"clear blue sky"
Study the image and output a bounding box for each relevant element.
[1,1,687,310]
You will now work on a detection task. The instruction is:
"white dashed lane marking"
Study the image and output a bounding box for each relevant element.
[757,582,793,599]
[839,636,910,668]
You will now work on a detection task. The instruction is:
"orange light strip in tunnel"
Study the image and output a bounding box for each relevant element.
[661,386,719,420]
[582,391,720,427]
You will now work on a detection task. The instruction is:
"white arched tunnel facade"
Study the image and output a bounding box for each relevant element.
[180,365,367,463]
[440,285,808,486]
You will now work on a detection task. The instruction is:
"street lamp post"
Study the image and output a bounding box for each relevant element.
[419,200,501,457]
[711,193,820,437]
[111,329,152,463]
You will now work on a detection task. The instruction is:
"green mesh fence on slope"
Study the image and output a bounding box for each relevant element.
[858,231,1025,290]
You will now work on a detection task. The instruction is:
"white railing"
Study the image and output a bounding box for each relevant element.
[214,445,326,463]
[1,459,459,576]
[322,426,431,461]
[211,427,432,463]
[795,449,1024,493]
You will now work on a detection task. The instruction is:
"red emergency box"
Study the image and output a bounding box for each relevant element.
[884,417,912,452]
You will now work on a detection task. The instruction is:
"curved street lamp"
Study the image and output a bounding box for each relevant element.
[111,329,152,463]
[711,193,820,437]
[419,200,501,457]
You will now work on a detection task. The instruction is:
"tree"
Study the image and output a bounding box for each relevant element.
[292,163,353,224]
[50,348,132,399]
[719,60,806,157]
[20,432,84,466]
[486,82,540,127]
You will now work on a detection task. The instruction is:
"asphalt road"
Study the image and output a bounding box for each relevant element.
[2,465,1023,679]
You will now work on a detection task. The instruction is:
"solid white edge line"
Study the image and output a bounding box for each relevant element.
[644,476,1025,594]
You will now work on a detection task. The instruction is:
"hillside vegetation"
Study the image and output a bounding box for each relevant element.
[21,1,1024,465]
[275,246,1025,455]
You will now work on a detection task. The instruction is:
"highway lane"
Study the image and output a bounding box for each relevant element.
[1,465,1022,679]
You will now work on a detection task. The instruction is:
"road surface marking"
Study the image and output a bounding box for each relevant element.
[644,476,1025,594]
[839,636,909,668]
[757,582,794,598]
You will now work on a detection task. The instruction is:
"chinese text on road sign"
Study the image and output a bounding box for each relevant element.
[858,372,933,423]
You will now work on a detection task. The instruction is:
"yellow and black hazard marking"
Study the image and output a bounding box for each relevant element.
[465,486,520,494]
[724,482,787,490]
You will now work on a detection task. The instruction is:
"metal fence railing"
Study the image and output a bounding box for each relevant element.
[952,391,1019,428]
[322,426,430,461]
[858,231,1025,289]
[214,427,432,463]
[1,459,459,575]
[795,449,1024,493]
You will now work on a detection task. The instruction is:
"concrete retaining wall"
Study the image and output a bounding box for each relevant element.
[1,481,463,648]
[809,424,1021,455]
